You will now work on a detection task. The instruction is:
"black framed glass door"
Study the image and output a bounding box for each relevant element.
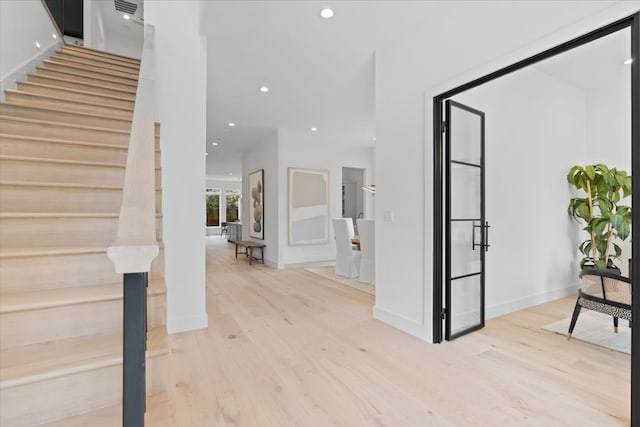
[445,100,488,340]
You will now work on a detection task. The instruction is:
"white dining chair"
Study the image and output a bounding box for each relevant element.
[356,219,375,285]
[332,218,361,278]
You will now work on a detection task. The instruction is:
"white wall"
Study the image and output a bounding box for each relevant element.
[278,129,375,265]
[242,131,280,268]
[375,1,640,341]
[83,0,143,59]
[0,0,62,91]
[103,28,143,59]
[455,67,586,320]
[145,1,208,334]
[585,79,632,276]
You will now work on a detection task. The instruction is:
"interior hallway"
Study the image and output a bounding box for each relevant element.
[163,236,630,426]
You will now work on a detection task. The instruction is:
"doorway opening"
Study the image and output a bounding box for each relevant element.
[342,167,365,233]
[432,12,639,422]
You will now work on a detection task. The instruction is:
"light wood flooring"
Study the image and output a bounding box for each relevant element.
[161,236,630,426]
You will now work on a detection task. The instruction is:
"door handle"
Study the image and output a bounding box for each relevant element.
[484,221,491,252]
[472,222,483,251]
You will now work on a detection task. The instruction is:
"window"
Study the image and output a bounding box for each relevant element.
[225,189,240,223]
[205,188,220,226]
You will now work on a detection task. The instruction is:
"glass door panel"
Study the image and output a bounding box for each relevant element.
[445,100,487,340]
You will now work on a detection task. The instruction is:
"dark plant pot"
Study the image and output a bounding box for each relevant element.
[581,264,621,274]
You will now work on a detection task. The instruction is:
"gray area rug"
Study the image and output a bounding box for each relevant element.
[543,310,630,354]
[305,265,375,295]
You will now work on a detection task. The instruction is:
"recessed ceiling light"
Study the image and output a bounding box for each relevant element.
[52,34,57,40]
[311,127,318,131]
[259,85,269,93]
[320,8,334,19]
[35,41,41,48]
[228,122,236,127]
[205,153,209,156]
[373,137,376,142]
[123,14,131,20]
[624,58,633,65]
[228,173,233,176]
[212,142,218,146]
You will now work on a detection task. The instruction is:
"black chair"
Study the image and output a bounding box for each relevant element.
[220,222,228,237]
[567,269,632,339]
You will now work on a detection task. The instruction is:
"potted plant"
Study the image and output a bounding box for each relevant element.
[567,164,632,270]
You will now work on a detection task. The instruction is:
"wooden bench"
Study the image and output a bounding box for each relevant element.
[234,241,266,265]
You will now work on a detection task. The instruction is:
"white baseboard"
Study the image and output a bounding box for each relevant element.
[167,312,208,334]
[284,258,336,267]
[373,305,431,342]
[284,254,336,265]
[264,257,279,269]
[486,284,579,320]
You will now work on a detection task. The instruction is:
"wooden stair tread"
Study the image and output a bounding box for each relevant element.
[51,55,141,74]
[0,244,164,259]
[61,45,141,65]
[0,247,112,259]
[15,81,135,102]
[41,392,172,427]
[0,133,128,150]
[4,92,134,113]
[0,212,162,219]
[0,155,125,168]
[0,115,130,134]
[0,279,166,314]
[53,51,141,71]
[0,114,160,133]
[1,101,134,123]
[41,59,139,81]
[0,326,169,389]
[26,74,137,95]
[0,180,162,191]
[0,212,119,219]
[0,180,122,190]
[34,67,138,88]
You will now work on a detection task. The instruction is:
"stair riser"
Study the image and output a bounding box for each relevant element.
[0,136,125,163]
[0,217,163,250]
[0,103,132,131]
[47,58,140,79]
[0,353,168,426]
[0,250,165,292]
[40,63,138,84]
[0,293,166,350]
[55,50,140,70]
[43,59,138,82]
[52,54,141,74]
[0,118,130,145]
[25,75,136,98]
[4,94,133,121]
[29,71,137,92]
[61,46,141,66]
[15,83,135,108]
[0,160,125,187]
[0,185,162,214]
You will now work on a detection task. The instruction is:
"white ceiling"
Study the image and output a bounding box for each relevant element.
[201,0,621,174]
[99,1,628,178]
[534,27,631,91]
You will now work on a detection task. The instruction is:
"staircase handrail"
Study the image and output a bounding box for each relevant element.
[106,24,158,427]
[107,24,159,272]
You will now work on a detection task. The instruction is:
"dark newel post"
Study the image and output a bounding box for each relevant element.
[123,272,147,427]
[631,12,639,427]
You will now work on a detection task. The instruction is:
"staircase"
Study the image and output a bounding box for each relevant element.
[0,45,169,426]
